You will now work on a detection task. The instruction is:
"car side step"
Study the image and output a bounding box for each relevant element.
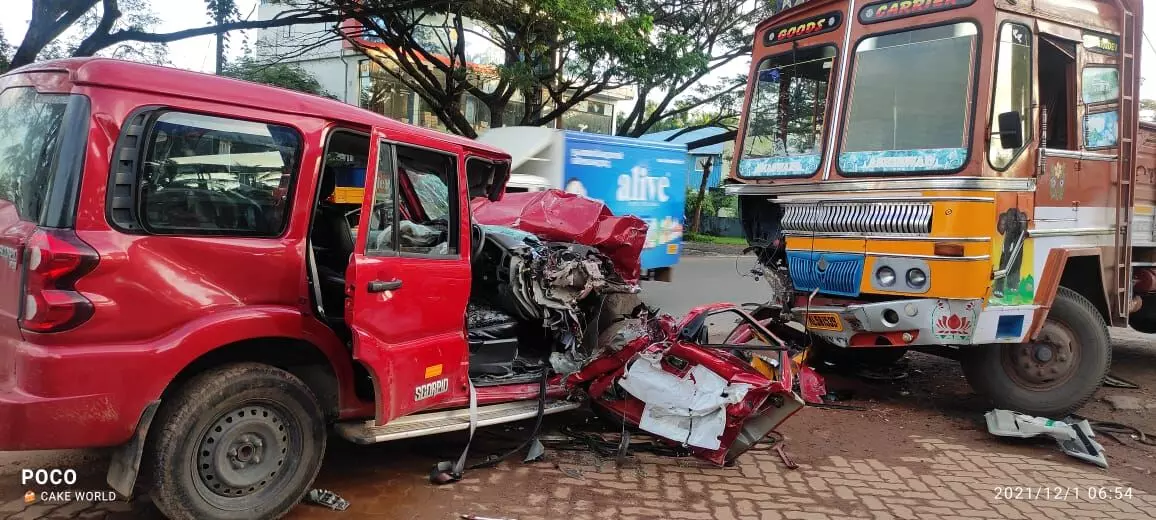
[335,399,582,445]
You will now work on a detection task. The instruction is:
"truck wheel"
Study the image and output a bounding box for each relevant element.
[146,363,327,520]
[961,287,1110,417]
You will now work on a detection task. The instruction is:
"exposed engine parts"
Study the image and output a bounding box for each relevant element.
[469,224,638,380]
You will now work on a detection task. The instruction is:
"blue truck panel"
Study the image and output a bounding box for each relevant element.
[561,131,687,271]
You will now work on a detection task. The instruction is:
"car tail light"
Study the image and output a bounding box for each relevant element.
[20,228,99,333]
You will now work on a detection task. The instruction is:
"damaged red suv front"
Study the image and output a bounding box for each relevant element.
[566,303,804,465]
[472,191,805,466]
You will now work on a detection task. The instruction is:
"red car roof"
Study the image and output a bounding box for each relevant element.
[10,57,508,158]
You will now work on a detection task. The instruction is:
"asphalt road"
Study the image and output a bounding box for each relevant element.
[641,255,770,316]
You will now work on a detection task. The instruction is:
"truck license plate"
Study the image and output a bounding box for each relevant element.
[805,312,843,331]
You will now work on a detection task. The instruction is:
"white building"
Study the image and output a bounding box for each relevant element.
[254,0,633,135]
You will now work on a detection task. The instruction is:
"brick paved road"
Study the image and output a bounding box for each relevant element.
[6,430,1152,519]
[386,436,1156,520]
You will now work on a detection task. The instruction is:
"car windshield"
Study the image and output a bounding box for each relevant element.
[738,45,836,178]
[839,23,978,175]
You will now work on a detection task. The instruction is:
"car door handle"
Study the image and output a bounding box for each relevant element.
[367,279,402,293]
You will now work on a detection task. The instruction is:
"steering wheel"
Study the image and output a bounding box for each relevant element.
[470,223,487,261]
[344,201,393,220]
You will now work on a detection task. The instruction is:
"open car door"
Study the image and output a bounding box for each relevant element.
[347,129,472,424]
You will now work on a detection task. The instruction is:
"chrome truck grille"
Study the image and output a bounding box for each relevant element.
[781,202,933,235]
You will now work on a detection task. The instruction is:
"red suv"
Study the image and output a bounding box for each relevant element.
[0,58,802,520]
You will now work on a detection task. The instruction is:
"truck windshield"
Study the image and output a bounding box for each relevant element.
[738,45,836,178]
[839,23,978,175]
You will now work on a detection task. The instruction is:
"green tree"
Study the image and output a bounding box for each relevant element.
[0,27,11,74]
[221,56,333,98]
[614,0,769,137]
[9,0,358,69]
[326,0,656,138]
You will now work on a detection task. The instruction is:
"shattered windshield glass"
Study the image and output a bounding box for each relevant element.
[405,169,450,221]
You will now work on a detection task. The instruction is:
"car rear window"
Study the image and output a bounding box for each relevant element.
[139,112,302,236]
[0,88,69,222]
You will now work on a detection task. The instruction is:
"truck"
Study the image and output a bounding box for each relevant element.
[478,127,687,281]
[726,0,1150,417]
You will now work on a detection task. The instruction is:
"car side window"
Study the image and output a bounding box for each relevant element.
[394,145,458,256]
[139,112,301,236]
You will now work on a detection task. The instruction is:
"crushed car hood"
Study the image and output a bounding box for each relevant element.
[471,190,648,282]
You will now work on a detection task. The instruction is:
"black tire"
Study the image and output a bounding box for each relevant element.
[961,287,1111,417]
[146,363,327,520]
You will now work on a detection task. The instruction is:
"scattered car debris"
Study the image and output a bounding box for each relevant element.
[1079,418,1156,447]
[797,364,827,405]
[555,463,585,479]
[1104,374,1141,389]
[304,489,350,511]
[774,443,799,470]
[985,410,1108,468]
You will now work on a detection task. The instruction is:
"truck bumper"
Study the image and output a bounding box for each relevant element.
[792,298,1037,348]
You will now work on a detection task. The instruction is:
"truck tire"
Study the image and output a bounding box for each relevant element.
[146,363,327,520]
[961,287,1110,417]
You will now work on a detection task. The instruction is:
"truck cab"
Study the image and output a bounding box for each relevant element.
[728,0,1146,417]
[0,58,802,520]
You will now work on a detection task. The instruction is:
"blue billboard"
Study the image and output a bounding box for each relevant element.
[562,132,687,271]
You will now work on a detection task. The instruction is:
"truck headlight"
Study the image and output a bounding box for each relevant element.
[906,268,928,288]
[876,266,896,287]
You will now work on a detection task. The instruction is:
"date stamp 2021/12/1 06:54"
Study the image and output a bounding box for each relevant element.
[994,486,1135,501]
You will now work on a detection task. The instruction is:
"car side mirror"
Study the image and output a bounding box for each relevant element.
[997,111,1024,150]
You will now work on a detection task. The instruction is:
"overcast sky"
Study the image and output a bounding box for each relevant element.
[1,0,1154,100]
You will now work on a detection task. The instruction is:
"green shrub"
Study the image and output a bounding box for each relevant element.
[685,189,716,221]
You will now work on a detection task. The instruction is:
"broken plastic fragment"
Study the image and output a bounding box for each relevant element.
[304,489,350,511]
[523,438,546,463]
[797,364,827,405]
[984,409,1107,468]
[548,351,585,375]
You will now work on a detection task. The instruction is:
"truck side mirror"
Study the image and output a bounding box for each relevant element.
[997,111,1024,150]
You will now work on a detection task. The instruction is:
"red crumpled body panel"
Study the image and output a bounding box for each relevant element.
[471,190,648,282]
